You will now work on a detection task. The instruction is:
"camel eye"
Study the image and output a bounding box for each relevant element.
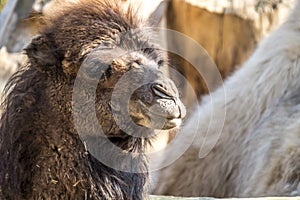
[158,60,164,67]
[131,61,141,69]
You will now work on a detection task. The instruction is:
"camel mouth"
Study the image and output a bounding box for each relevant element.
[158,118,182,130]
[130,100,183,130]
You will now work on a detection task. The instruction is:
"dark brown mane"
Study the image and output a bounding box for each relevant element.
[0,1,148,199]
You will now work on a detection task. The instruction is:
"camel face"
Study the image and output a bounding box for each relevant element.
[77,46,186,139]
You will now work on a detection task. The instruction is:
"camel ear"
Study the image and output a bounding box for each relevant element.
[148,0,169,26]
[25,35,62,73]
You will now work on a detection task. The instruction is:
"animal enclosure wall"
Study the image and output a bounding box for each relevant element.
[166,0,294,108]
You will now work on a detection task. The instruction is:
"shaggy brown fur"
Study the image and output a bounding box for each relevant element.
[0,1,185,199]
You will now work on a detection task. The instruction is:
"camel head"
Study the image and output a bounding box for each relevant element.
[79,45,186,137]
[25,1,185,141]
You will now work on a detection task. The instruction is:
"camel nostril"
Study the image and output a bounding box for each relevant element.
[151,83,173,99]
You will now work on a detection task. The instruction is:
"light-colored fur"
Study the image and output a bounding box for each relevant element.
[154,0,300,197]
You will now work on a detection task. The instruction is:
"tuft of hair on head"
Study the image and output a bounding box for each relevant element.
[25,0,147,76]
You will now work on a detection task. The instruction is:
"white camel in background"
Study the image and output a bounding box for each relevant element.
[154,0,300,197]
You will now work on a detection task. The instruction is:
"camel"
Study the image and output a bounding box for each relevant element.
[0,1,185,199]
[154,0,300,197]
